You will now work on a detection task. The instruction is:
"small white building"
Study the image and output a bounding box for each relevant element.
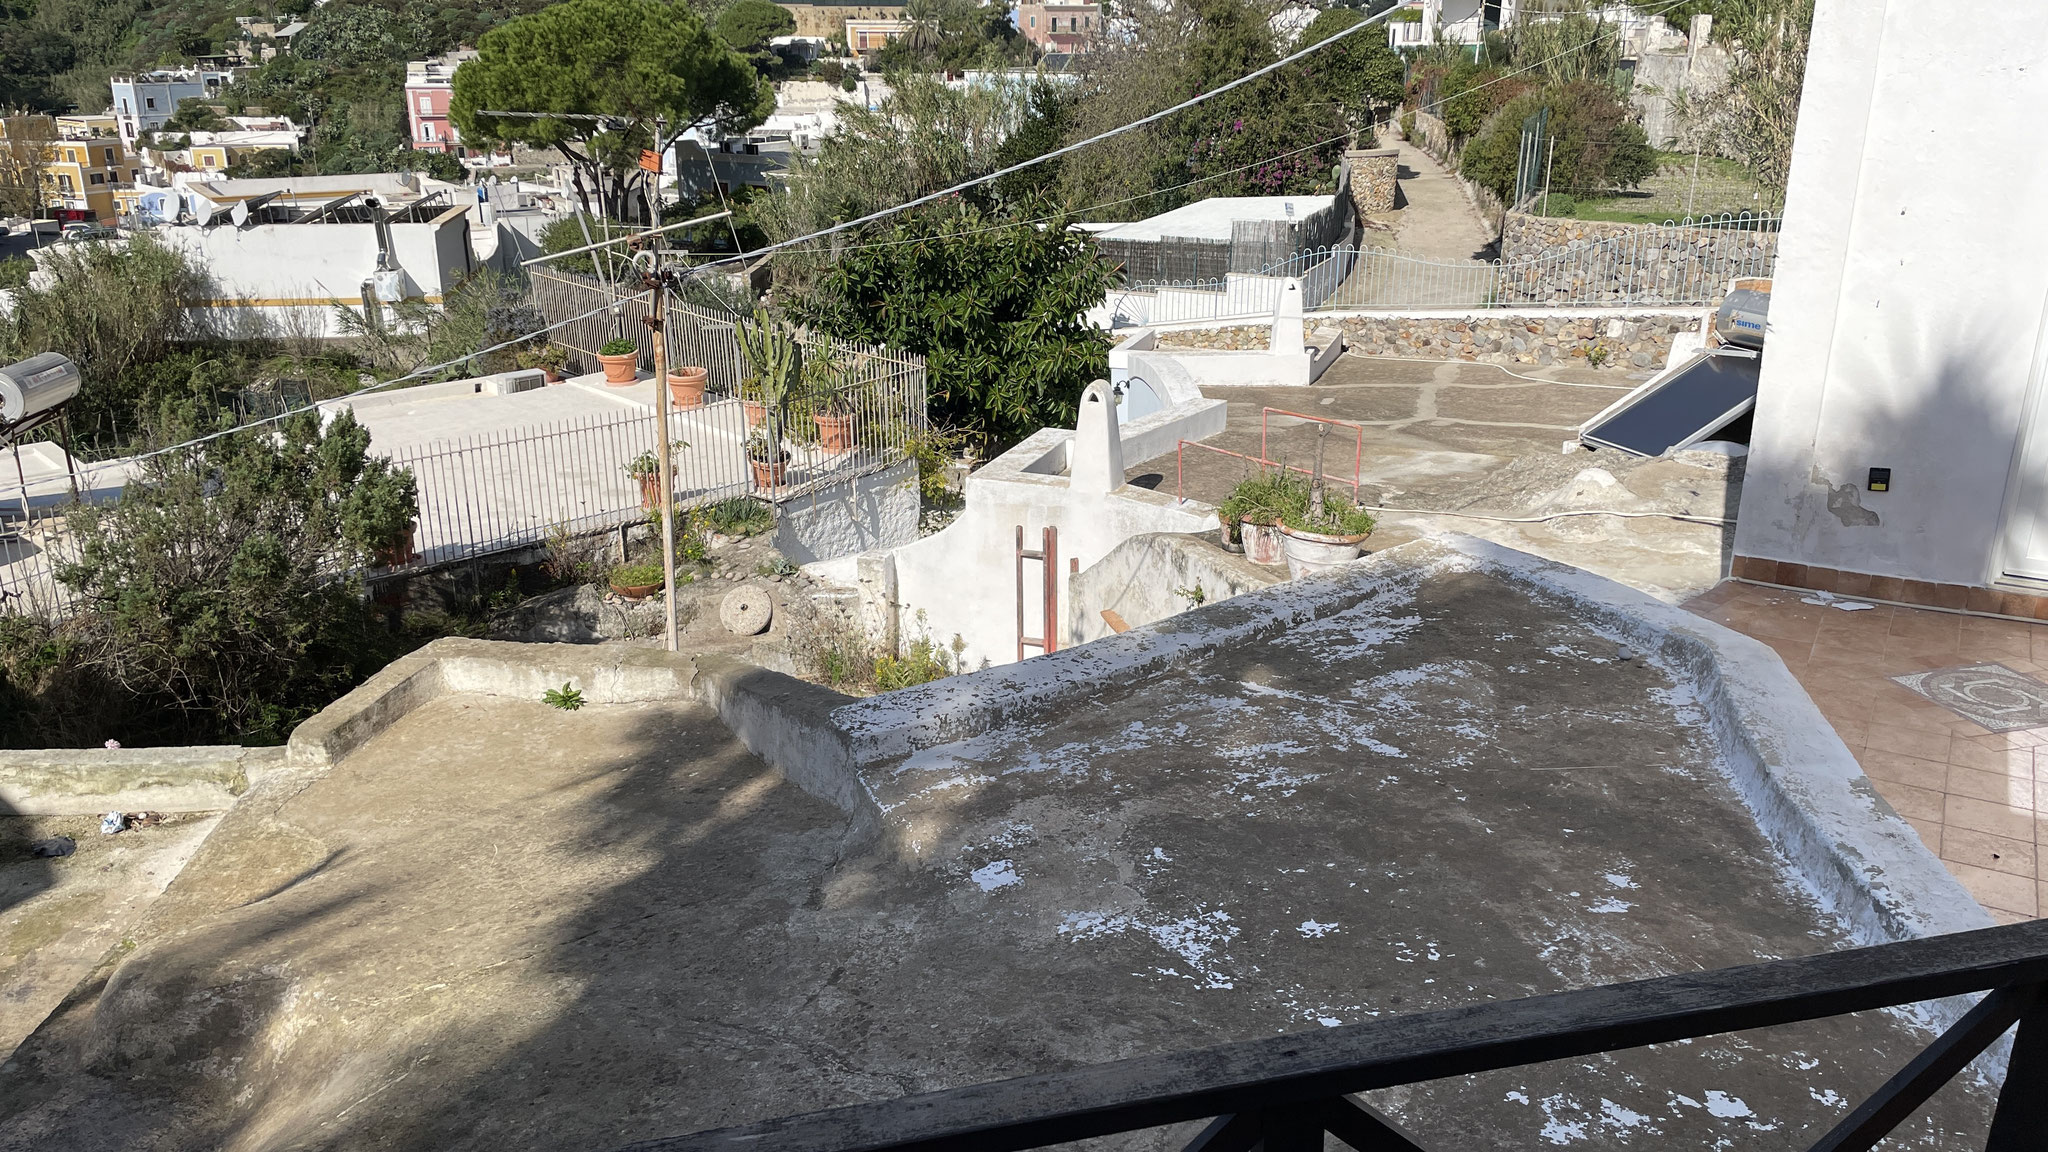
[1732,0,2048,613]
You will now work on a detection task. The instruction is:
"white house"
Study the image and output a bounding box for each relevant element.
[109,68,236,144]
[1731,0,2048,616]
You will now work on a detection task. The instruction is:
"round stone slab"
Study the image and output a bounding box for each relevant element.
[720,586,773,635]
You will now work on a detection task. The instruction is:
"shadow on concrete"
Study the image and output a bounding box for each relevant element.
[0,795,57,921]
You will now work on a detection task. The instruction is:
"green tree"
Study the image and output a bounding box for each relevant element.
[450,0,772,219]
[291,1,435,68]
[790,205,1114,450]
[26,408,419,745]
[1295,8,1406,132]
[713,0,794,54]
[1713,0,1813,191]
[0,114,56,219]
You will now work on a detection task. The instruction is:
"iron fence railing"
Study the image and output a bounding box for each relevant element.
[621,918,2048,1152]
[1105,214,1781,326]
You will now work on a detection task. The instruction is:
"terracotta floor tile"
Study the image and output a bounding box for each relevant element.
[1902,816,1943,855]
[2031,630,2048,662]
[1989,907,2034,925]
[1941,826,2039,878]
[1877,780,1947,823]
[1948,740,2037,775]
[1744,611,1824,646]
[1752,633,1814,670]
[1944,859,2038,915]
[1947,765,2033,808]
[1883,638,1963,668]
[1858,748,1950,789]
[1864,721,1952,762]
[1944,794,2038,841]
[1890,609,1963,641]
[1821,715,1869,749]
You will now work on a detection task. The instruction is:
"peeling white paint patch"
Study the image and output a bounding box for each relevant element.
[1702,1091,1753,1119]
[1599,1099,1653,1130]
[1810,1088,1844,1107]
[1059,908,1240,989]
[1537,1095,1589,1144]
[1603,873,1637,889]
[1317,1016,1342,1027]
[970,860,1020,891]
[1298,920,1340,938]
[1506,1090,1531,1105]
[1588,897,1635,914]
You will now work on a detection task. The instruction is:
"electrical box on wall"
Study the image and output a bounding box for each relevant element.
[1868,467,1892,492]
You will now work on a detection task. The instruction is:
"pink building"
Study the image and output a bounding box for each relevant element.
[404,52,474,155]
[1015,0,1099,53]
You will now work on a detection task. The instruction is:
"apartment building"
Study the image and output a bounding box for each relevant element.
[1016,0,1101,52]
[110,68,237,144]
[405,52,477,155]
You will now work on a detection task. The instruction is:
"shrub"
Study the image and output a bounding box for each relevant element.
[701,496,775,537]
[609,560,666,587]
[873,616,965,691]
[599,337,638,356]
[1460,81,1655,202]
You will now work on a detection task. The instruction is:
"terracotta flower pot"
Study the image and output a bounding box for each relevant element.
[815,412,854,454]
[668,366,708,408]
[597,351,639,385]
[743,400,767,428]
[1240,520,1284,566]
[750,456,787,489]
[541,368,562,384]
[634,472,662,509]
[1279,524,1371,578]
[611,579,661,601]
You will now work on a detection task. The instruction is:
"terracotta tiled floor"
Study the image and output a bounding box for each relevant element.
[1686,582,2048,923]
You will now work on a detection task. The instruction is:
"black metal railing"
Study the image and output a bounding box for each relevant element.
[622,919,2048,1152]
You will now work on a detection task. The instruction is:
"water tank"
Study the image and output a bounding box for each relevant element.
[1713,283,1771,351]
[0,353,82,427]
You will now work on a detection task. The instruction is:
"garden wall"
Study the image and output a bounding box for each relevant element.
[1498,212,1779,307]
[1344,147,1399,215]
[1326,310,1704,370]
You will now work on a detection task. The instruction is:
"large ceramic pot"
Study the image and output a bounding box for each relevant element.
[598,352,639,385]
[610,578,661,601]
[1241,520,1284,566]
[815,412,854,454]
[743,400,768,429]
[1280,524,1370,578]
[634,472,662,509]
[750,456,788,489]
[668,366,708,408]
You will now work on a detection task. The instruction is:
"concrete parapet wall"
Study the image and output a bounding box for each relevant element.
[1330,310,1703,369]
[0,746,286,814]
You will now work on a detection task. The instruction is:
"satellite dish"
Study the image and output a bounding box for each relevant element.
[229,200,250,228]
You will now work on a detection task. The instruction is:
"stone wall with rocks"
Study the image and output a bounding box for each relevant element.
[1345,148,1399,214]
[1331,312,1701,370]
[1155,325,1271,351]
[1498,212,1778,307]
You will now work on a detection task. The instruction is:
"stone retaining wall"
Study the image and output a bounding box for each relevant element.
[1154,325,1271,351]
[1498,212,1778,307]
[1345,147,1399,214]
[1332,312,1701,369]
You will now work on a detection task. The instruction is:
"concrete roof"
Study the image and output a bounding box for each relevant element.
[0,542,1996,1148]
[1095,196,1332,243]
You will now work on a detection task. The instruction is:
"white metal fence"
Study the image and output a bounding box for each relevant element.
[2,298,928,621]
[1102,213,1781,326]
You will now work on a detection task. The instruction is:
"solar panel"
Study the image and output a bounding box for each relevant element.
[1579,351,1761,458]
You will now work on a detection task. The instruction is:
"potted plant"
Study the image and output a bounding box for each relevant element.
[1220,469,1298,567]
[624,440,686,508]
[608,559,665,600]
[1278,483,1376,578]
[668,363,708,408]
[747,425,788,489]
[596,337,639,385]
[735,308,799,431]
[347,464,421,569]
[518,343,569,383]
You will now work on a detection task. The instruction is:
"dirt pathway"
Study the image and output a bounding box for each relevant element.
[1388,136,1496,262]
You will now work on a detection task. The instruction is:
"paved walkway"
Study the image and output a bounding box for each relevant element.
[1387,135,1496,262]
[1687,582,2047,922]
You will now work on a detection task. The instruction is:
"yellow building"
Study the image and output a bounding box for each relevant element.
[0,115,140,221]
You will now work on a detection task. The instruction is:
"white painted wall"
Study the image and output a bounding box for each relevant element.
[1732,0,2048,588]
[885,392,1222,669]
[160,206,476,338]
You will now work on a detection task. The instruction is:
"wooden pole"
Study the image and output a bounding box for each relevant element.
[645,176,679,653]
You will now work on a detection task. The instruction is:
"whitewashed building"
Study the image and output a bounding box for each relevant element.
[1731,0,2048,616]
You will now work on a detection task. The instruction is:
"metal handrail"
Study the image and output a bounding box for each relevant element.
[623,919,2048,1152]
